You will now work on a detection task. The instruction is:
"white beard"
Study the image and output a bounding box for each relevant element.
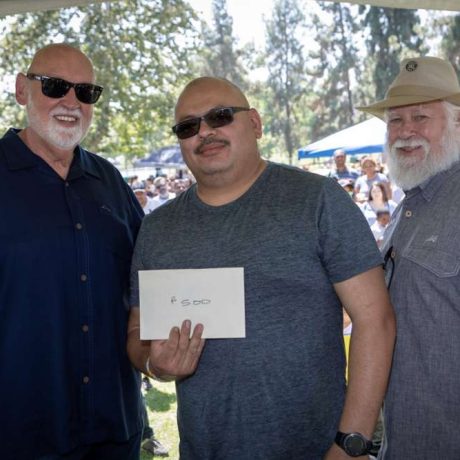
[26,97,90,150]
[385,128,460,190]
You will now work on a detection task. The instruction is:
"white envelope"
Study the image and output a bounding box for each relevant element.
[139,267,245,340]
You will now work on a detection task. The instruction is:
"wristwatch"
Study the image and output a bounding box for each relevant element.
[335,431,373,457]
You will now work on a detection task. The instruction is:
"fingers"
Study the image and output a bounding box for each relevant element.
[178,319,193,351]
[149,320,205,380]
[189,323,205,354]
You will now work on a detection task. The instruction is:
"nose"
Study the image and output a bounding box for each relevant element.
[397,118,417,139]
[197,118,217,138]
[60,87,80,108]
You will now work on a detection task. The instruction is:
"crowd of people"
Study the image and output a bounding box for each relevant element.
[128,175,194,215]
[326,150,402,246]
[2,41,460,460]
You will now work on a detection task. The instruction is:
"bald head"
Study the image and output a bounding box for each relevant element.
[175,77,249,120]
[28,43,95,83]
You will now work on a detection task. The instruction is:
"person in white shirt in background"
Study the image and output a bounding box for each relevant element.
[151,176,176,210]
[370,209,391,247]
[133,188,156,214]
[361,182,397,226]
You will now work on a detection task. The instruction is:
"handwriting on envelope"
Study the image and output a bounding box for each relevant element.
[139,267,245,340]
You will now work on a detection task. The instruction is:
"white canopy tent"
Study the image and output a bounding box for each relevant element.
[0,0,459,16]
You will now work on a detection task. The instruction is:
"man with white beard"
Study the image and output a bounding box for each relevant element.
[358,56,460,459]
[0,44,144,459]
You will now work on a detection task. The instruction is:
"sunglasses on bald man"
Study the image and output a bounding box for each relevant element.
[27,73,103,104]
[172,106,250,140]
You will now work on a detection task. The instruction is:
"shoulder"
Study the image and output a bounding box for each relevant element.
[78,147,129,186]
[266,161,331,189]
[80,148,120,173]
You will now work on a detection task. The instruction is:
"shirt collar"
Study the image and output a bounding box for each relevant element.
[1,128,38,170]
[406,160,460,202]
[1,128,101,180]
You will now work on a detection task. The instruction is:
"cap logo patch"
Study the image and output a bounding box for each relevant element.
[405,61,418,72]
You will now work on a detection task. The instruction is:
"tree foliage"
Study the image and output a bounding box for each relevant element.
[440,14,460,78]
[359,6,426,100]
[0,1,454,166]
[0,0,199,162]
[197,0,248,89]
[308,2,362,141]
[264,0,307,164]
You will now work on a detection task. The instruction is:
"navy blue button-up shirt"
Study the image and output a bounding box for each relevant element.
[0,129,144,458]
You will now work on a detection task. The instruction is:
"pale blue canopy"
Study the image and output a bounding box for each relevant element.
[298,118,387,159]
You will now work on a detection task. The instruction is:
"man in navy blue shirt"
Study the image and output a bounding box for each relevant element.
[0,43,144,459]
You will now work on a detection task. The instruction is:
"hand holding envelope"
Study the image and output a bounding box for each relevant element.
[139,267,245,380]
[147,319,206,381]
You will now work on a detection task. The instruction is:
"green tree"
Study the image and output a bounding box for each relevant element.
[197,0,247,89]
[0,0,199,163]
[359,6,425,100]
[264,0,307,164]
[440,14,460,78]
[308,2,362,140]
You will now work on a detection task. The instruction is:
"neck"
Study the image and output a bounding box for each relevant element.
[196,158,267,206]
[371,198,385,208]
[19,128,75,179]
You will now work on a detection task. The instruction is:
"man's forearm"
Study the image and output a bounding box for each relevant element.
[338,313,395,437]
[127,321,151,376]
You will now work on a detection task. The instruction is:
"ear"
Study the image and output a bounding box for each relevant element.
[248,108,263,139]
[455,109,460,127]
[16,73,28,106]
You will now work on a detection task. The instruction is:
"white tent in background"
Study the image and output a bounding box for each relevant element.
[297,117,387,159]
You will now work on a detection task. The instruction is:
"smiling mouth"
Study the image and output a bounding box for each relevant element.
[398,145,422,153]
[54,114,79,123]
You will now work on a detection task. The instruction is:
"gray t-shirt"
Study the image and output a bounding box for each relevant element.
[379,162,460,460]
[131,162,382,459]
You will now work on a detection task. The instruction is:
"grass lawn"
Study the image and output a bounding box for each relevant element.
[141,381,179,460]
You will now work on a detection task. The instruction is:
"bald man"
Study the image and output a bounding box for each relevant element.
[0,44,144,459]
[127,77,395,459]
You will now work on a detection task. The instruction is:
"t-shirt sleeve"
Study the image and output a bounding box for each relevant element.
[317,179,383,284]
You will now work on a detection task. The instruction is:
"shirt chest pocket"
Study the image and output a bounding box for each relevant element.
[403,246,460,278]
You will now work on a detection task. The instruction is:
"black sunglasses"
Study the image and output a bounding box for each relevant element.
[26,73,103,104]
[172,106,250,140]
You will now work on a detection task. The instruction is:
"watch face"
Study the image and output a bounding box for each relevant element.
[344,433,367,456]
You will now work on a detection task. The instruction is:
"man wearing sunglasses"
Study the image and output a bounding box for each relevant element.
[128,77,395,459]
[0,44,144,459]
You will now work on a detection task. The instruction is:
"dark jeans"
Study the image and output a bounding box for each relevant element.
[36,431,142,460]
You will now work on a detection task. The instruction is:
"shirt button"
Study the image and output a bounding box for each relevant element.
[391,250,396,258]
[75,223,83,230]
[405,210,412,217]
[80,274,88,282]
[65,182,70,187]
[83,376,90,384]
[82,324,89,333]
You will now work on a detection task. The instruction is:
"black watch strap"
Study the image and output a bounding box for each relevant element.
[335,431,373,457]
